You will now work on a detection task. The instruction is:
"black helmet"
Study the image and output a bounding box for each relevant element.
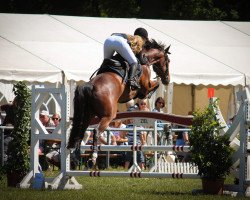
[134,27,148,40]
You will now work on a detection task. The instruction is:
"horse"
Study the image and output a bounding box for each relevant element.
[67,39,171,154]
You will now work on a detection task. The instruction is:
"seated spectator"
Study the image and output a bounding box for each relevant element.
[85,129,117,170]
[124,118,146,171]
[138,99,150,111]
[109,120,127,145]
[46,112,61,169]
[38,110,55,170]
[109,120,128,167]
[98,130,117,145]
[137,99,149,144]
[45,111,81,170]
[0,97,17,135]
[39,110,54,128]
[173,125,190,162]
[0,97,17,162]
[174,125,189,146]
[51,112,61,126]
[126,99,138,111]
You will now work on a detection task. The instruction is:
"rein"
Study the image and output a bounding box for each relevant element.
[89,68,100,80]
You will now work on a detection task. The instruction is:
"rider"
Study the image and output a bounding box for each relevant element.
[103,27,149,90]
[134,27,149,65]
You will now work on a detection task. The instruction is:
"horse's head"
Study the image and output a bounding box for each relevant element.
[143,39,170,85]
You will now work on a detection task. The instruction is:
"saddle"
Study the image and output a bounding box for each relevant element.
[97,54,142,84]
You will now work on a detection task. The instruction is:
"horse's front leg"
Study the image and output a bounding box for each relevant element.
[148,80,159,91]
[140,80,159,97]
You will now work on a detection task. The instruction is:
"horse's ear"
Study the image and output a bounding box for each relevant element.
[165,45,171,54]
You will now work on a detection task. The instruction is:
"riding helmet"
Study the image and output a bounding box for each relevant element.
[134,27,148,40]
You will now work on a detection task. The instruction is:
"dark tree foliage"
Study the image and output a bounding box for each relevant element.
[0,0,249,21]
[140,0,246,20]
[99,0,140,18]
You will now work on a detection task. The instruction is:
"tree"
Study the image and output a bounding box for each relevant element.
[4,82,31,186]
[0,0,249,21]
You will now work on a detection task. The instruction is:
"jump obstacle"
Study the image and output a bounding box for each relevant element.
[19,85,250,196]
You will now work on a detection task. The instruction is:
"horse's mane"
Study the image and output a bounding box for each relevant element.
[144,39,166,51]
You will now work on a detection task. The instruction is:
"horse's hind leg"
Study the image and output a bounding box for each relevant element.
[68,117,81,149]
[91,116,116,165]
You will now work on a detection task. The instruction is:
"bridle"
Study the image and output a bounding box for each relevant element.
[152,52,169,84]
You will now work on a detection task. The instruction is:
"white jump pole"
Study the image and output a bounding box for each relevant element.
[67,171,200,179]
[80,145,190,152]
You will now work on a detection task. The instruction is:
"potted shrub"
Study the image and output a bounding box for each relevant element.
[189,100,234,195]
[4,81,31,187]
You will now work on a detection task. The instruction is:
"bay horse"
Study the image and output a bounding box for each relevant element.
[67,39,171,154]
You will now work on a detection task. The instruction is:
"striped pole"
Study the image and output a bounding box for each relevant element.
[67,170,200,179]
[81,145,190,152]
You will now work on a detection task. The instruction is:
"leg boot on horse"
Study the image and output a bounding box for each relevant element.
[128,63,140,90]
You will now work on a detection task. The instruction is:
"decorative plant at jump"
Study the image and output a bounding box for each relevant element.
[4,81,31,181]
[189,100,234,180]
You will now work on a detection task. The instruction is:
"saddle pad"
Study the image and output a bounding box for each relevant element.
[97,61,142,83]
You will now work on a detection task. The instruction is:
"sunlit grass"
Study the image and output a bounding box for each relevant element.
[0,170,246,200]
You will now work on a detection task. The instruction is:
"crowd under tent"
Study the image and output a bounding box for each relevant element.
[0,13,250,122]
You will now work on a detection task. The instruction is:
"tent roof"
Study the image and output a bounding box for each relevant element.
[0,13,249,86]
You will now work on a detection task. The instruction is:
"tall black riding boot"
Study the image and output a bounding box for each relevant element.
[128,63,140,90]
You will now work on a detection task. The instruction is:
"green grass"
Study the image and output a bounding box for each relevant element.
[0,170,248,200]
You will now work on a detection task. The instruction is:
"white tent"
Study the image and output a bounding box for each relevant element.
[0,13,249,85]
[0,13,250,117]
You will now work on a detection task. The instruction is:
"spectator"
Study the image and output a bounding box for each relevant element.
[110,120,127,145]
[103,120,127,167]
[39,110,54,128]
[152,97,170,145]
[38,110,55,170]
[88,127,117,170]
[137,99,150,145]
[138,99,150,111]
[126,99,138,112]
[98,130,117,145]
[0,98,17,162]
[46,112,61,169]
[51,112,61,126]
[0,98,16,127]
[174,125,190,162]
[110,120,128,165]
[124,118,146,171]
[174,125,189,146]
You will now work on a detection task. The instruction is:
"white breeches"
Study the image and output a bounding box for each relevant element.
[104,35,138,65]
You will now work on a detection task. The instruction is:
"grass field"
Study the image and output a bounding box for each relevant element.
[0,169,248,200]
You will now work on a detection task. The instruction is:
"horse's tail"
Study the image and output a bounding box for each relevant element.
[67,83,93,149]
